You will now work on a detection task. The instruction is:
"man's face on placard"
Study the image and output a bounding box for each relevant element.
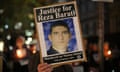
[48,26,71,49]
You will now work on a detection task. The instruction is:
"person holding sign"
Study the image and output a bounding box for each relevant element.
[28,48,73,72]
[37,62,73,72]
[47,21,72,55]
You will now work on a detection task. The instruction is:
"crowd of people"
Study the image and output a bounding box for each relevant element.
[3,32,120,72]
[2,20,120,72]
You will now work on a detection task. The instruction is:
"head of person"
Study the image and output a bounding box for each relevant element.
[16,36,25,48]
[48,21,71,50]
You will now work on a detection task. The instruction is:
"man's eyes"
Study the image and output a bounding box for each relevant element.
[63,31,69,34]
[53,32,58,35]
[52,31,69,35]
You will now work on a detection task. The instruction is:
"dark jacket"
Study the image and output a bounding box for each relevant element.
[28,51,73,72]
[47,46,70,55]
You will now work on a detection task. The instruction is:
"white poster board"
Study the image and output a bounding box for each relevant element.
[34,1,86,65]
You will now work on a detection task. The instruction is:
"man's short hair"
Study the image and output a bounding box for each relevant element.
[50,21,70,34]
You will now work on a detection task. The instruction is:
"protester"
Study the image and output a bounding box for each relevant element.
[12,36,29,72]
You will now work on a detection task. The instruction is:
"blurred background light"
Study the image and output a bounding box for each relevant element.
[0,28,4,32]
[0,9,4,14]
[25,37,32,45]
[14,22,23,30]
[6,34,11,40]
[30,22,35,27]
[9,46,13,51]
[4,24,9,29]
[27,37,32,42]
[28,13,34,20]
[107,50,111,55]
[25,30,33,36]
[0,41,4,52]
[16,48,27,59]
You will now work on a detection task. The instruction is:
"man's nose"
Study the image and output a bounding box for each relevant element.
[59,33,64,40]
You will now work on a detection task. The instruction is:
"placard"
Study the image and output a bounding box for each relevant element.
[34,1,86,65]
